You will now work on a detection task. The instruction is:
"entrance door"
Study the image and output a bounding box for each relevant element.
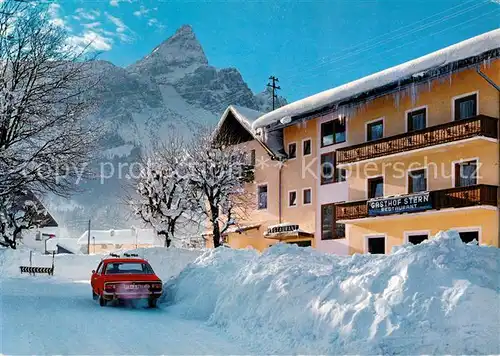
[287,240,312,247]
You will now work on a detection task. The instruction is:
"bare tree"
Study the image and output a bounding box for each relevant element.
[186,127,254,248]
[0,1,99,248]
[129,136,197,247]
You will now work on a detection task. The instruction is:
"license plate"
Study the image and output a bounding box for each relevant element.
[124,284,149,289]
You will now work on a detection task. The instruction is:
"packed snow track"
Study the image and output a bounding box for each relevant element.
[0,278,250,355]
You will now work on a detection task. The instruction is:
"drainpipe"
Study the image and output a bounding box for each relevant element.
[278,160,283,224]
[476,67,500,235]
[476,68,500,92]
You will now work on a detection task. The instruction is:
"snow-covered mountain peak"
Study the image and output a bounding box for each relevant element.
[127,25,208,82]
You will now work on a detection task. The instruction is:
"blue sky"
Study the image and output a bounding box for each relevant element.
[52,0,499,102]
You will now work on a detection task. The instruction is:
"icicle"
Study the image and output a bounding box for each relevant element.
[393,91,400,109]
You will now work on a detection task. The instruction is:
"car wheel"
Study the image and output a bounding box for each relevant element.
[92,290,98,300]
[99,294,107,307]
[148,298,157,308]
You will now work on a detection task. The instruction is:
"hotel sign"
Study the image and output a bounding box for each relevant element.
[267,224,299,235]
[367,192,432,216]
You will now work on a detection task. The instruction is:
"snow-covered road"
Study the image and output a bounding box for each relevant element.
[0,278,250,355]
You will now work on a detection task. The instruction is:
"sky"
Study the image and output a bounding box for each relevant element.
[51,0,499,102]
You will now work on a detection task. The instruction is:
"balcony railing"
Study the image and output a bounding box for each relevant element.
[336,115,498,165]
[336,184,498,221]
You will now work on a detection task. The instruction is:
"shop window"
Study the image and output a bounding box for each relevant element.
[367,236,385,254]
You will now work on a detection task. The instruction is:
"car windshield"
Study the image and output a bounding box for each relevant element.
[104,262,154,275]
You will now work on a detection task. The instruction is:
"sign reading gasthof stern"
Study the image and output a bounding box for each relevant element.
[368,192,432,216]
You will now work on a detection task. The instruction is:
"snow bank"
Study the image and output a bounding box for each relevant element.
[162,230,500,354]
[0,247,202,282]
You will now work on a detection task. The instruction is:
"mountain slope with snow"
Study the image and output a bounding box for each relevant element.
[49,25,286,234]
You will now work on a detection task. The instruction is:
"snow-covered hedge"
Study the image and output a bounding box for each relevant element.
[162,231,500,354]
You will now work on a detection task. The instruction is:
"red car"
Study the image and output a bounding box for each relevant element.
[91,254,162,308]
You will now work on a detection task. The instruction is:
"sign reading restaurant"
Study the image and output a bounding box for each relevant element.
[368,192,432,216]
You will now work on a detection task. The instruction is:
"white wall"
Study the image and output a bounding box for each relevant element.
[314,114,350,255]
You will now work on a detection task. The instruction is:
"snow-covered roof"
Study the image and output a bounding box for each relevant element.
[46,238,81,254]
[76,229,161,246]
[217,105,263,133]
[215,105,285,159]
[252,29,500,130]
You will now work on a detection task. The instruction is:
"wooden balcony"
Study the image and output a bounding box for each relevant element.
[336,184,498,221]
[337,115,498,165]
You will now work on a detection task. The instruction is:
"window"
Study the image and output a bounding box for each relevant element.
[321,152,335,185]
[335,168,347,183]
[366,119,384,141]
[303,188,312,205]
[459,231,479,244]
[250,149,256,166]
[367,236,385,254]
[303,139,311,156]
[96,262,104,274]
[288,142,297,159]
[408,234,428,245]
[287,240,312,247]
[288,190,297,207]
[407,108,426,132]
[408,169,427,193]
[454,160,477,187]
[321,119,346,147]
[321,204,334,240]
[336,223,346,238]
[454,93,477,120]
[257,184,268,209]
[368,176,384,199]
[105,262,154,275]
[321,204,344,240]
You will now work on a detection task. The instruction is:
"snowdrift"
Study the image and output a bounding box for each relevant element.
[162,231,500,354]
[0,247,202,282]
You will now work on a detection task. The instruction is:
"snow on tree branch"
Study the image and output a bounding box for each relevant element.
[0,1,100,248]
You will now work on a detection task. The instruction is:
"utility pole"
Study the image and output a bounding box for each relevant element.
[87,219,91,255]
[267,76,281,110]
